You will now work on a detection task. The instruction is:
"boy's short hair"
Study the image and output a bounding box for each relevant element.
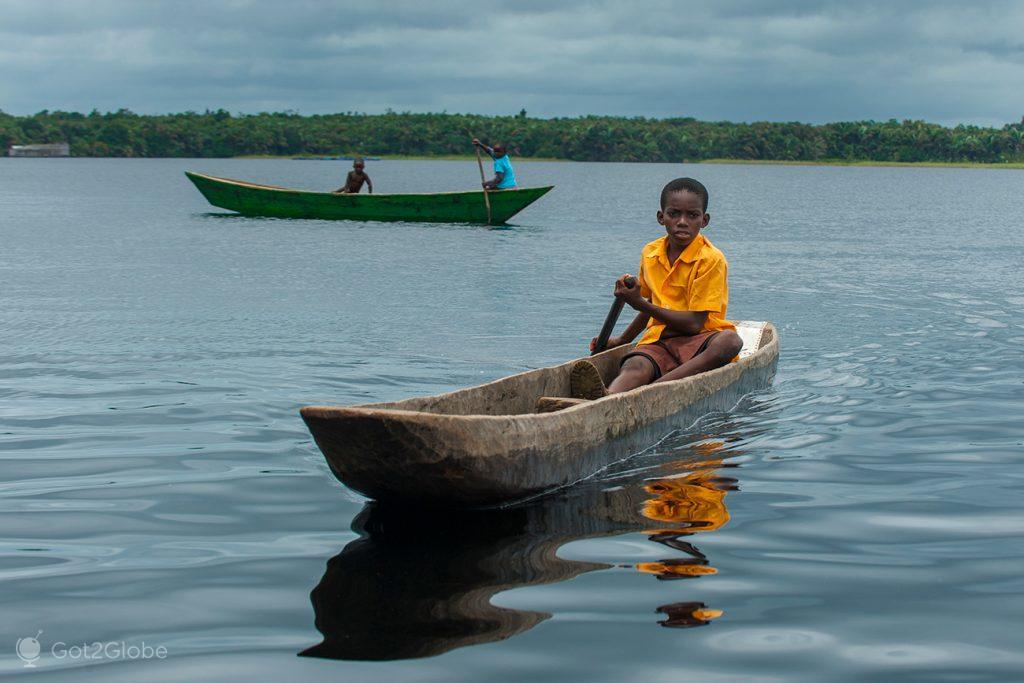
[660,177,709,212]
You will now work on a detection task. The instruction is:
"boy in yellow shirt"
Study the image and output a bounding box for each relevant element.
[573,178,742,398]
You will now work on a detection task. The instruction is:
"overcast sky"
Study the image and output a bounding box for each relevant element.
[1,0,1022,125]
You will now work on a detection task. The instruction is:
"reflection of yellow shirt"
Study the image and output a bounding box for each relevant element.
[637,234,735,345]
[636,561,717,577]
[642,476,730,533]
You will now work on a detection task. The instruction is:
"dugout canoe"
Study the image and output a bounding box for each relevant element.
[185,171,553,224]
[302,322,778,508]
[301,321,778,508]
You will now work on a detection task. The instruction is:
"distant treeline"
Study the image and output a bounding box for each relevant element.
[3,109,1024,163]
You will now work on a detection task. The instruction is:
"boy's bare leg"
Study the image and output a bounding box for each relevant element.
[607,355,657,394]
[653,331,743,384]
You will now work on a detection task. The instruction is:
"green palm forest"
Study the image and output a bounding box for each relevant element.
[3,109,1024,163]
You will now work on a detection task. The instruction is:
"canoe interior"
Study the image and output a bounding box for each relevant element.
[185,171,553,224]
[363,322,775,417]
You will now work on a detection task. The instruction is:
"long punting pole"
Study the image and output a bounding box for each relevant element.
[473,141,493,225]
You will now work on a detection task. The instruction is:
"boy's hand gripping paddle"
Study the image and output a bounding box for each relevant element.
[592,276,636,355]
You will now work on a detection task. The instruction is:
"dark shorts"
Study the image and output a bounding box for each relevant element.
[622,331,720,380]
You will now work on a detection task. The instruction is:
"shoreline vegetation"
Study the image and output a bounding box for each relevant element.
[235,153,1024,169]
[3,109,1024,166]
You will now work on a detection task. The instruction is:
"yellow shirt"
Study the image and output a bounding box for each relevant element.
[637,234,735,345]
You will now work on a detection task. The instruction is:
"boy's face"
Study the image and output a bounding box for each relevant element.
[657,190,709,249]
[493,145,506,157]
[353,162,364,172]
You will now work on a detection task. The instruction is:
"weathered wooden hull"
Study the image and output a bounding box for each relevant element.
[301,324,778,508]
[185,171,553,224]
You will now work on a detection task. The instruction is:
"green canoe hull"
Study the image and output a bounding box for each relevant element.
[185,171,553,224]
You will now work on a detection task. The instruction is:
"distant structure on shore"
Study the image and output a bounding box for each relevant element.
[7,143,70,157]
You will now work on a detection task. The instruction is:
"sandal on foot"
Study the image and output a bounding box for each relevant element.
[570,360,608,400]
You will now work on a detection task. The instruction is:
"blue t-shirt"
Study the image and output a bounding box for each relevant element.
[493,155,517,188]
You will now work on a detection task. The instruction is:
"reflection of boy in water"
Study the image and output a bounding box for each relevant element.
[657,602,724,628]
[642,469,734,534]
[635,468,731,580]
[634,451,733,627]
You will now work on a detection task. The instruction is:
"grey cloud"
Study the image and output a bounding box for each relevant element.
[0,0,1022,125]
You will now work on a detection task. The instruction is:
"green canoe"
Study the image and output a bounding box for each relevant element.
[185,171,553,224]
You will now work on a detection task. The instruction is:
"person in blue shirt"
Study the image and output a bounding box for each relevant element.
[472,139,517,190]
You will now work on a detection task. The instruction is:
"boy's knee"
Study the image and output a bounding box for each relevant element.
[621,355,654,375]
[609,355,657,393]
[619,356,656,383]
[715,330,743,359]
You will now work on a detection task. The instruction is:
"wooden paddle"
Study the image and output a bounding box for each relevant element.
[592,276,636,355]
[472,139,493,225]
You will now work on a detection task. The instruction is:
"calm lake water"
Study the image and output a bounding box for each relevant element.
[2,158,1023,681]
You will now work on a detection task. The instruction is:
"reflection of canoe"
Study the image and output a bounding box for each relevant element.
[301,322,778,507]
[301,454,730,661]
[184,171,553,224]
[299,499,612,661]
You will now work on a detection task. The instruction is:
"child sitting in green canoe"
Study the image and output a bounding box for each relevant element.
[333,158,373,194]
[539,178,742,411]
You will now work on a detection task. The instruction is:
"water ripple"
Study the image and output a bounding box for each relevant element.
[3,159,1023,680]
